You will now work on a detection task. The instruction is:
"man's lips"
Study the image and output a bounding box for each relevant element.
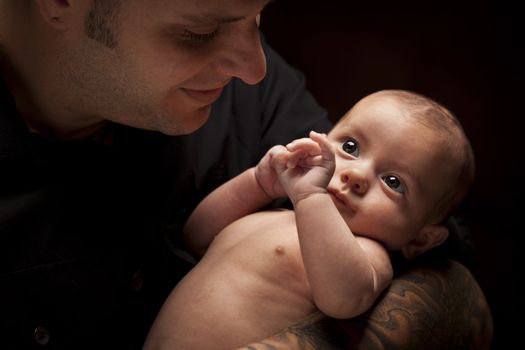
[182,86,225,105]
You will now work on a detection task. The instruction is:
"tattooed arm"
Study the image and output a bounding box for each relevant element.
[237,259,493,350]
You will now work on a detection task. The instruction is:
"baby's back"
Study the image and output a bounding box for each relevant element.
[144,209,316,350]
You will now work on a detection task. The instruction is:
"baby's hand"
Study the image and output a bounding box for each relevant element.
[254,145,288,199]
[274,131,335,205]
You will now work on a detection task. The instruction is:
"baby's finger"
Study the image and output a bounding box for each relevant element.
[286,148,309,169]
[309,131,334,161]
[286,137,311,147]
[287,138,321,155]
[270,148,289,172]
[268,145,287,158]
[297,155,324,167]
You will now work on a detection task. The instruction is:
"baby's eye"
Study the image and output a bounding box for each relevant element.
[342,138,359,157]
[382,175,406,193]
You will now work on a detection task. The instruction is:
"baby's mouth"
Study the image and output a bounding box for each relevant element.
[328,189,346,205]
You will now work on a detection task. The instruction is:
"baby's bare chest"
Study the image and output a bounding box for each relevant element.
[171,210,316,344]
[199,210,310,293]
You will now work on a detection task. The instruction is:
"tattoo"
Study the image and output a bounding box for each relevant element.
[238,259,492,350]
[238,314,338,349]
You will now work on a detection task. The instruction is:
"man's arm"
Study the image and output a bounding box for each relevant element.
[237,259,493,350]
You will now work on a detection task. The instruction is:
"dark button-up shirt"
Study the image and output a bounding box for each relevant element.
[0,42,331,349]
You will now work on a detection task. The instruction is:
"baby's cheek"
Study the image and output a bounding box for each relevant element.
[360,203,410,246]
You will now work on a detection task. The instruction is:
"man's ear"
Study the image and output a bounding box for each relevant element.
[401,224,449,259]
[36,0,72,29]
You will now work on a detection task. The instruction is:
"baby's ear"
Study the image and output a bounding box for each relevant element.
[401,224,449,259]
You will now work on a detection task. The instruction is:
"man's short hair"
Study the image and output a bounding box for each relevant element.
[85,0,121,48]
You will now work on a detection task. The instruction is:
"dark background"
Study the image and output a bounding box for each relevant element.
[261,1,522,349]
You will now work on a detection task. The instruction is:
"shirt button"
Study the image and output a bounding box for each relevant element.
[131,270,144,291]
[34,326,50,345]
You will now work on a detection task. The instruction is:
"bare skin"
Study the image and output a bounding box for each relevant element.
[239,259,493,350]
[0,0,269,138]
[144,91,481,349]
[146,210,316,349]
[1,2,492,349]
[146,217,493,350]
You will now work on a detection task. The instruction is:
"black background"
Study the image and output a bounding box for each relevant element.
[262,1,522,349]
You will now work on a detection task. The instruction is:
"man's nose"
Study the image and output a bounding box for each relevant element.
[212,20,267,85]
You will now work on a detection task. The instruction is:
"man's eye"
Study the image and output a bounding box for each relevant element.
[382,175,406,193]
[341,138,359,156]
[182,29,218,43]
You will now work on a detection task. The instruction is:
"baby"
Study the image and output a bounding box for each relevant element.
[144,89,475,350]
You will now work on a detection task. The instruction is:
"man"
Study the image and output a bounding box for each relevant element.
[0,1,492,349]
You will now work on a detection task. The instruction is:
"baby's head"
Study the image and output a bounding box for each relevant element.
[327,89,475,258]
[377,90,475,220]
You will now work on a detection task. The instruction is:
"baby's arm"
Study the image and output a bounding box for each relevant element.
[183,146,288,258]
[275,131,393,319]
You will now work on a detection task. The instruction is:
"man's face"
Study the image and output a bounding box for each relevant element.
[65,0,269,135]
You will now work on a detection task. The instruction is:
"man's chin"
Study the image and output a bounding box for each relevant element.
[160,105,212,136]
